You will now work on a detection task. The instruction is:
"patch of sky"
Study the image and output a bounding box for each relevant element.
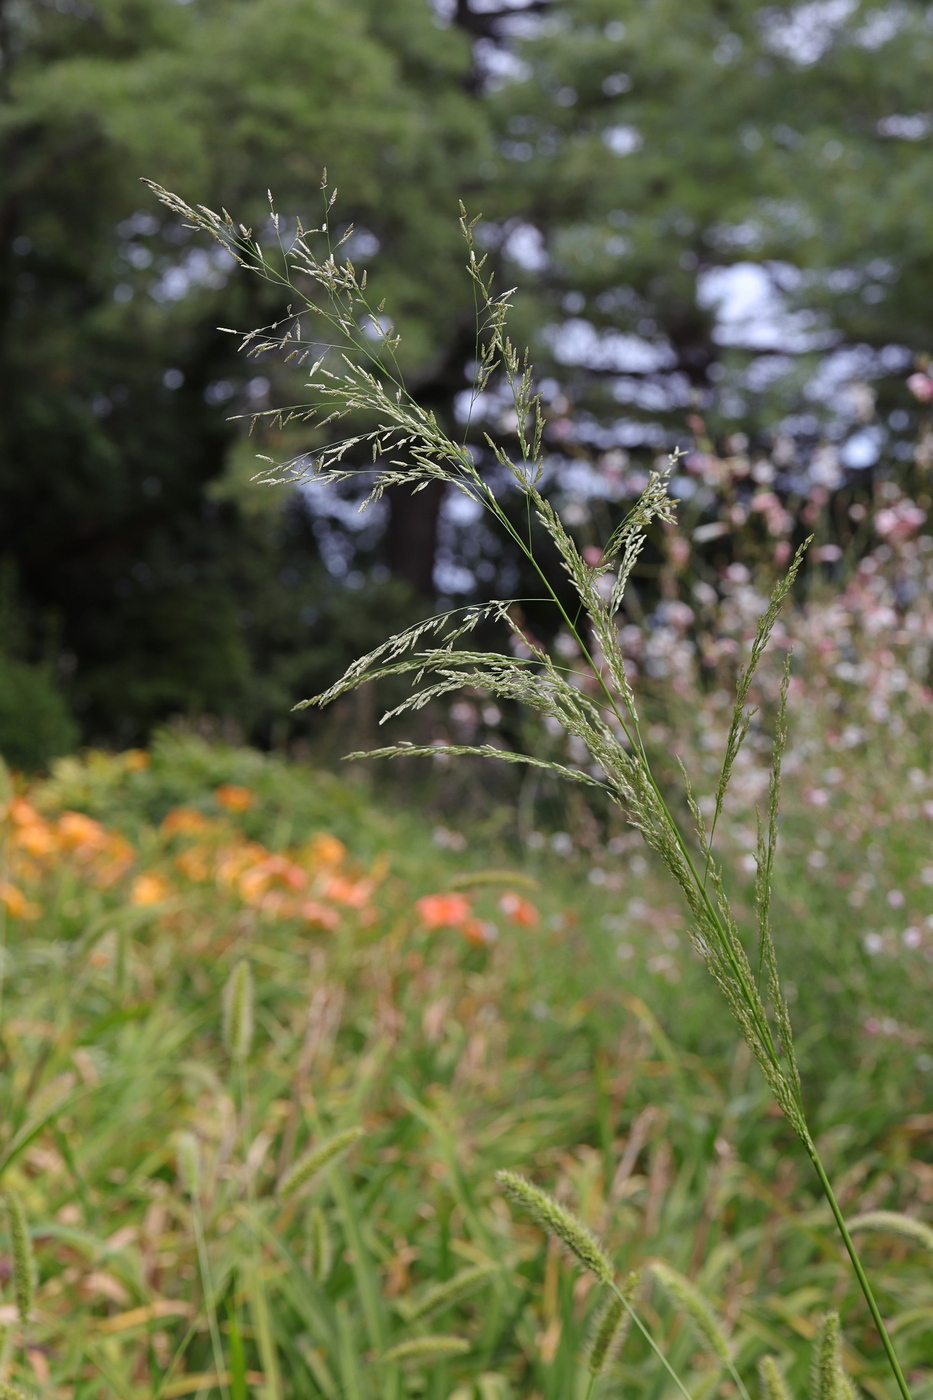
[697,262,836,351]
[546,319,675,372]
[149,246,235,302]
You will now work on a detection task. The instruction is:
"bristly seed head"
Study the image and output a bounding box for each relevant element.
[650,1261,732,1365]
[278,1126,364,1200]
[222,958,254,1063]
[2,1189,34,1323]
[176,1131,201,1199]
[495,1170,614,1283]
[585,1271,641,1376]
[382,1336,469,1363]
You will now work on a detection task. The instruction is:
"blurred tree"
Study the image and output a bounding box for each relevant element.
[4,0,933,757]
[468,0,933,476]
[0,0,490,747]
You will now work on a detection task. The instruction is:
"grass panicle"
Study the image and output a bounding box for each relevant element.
[0,1383,30,1400]
[812,1312,848,1400]
[585,1271,641,1377]
[308,1205,333,1284]
[650,1261,732,1367]
[758,1356,792,1400]
[222,959,254,1064]
[2,1190,34,1323]
[381,1336,470,1363]
[278,1126,364,1201]
[146,178,916,1400]
[847,1210,933,1253]
[175,1131,201,1199]
[400,1263,497,1324]
[495,1170,613,1283]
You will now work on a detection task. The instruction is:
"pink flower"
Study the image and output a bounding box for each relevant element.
[907,372,933,403]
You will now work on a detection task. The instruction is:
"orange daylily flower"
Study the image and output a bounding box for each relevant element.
[416,892,472,929]
[130,871,172,906]
[160,807,213,838]
[215,783,254,813]
[497,891,539,927]
[0,882,40,920]
[239,854,307,905]
[298,900,340,930]
[175,847,211,883]
[58,811,110,852]
[461,916,496,946]
[304,833,347,868]
[215,840,269,887]
[321,875,374,909]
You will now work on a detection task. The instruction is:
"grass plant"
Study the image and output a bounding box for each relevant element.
[137,178,933,1397]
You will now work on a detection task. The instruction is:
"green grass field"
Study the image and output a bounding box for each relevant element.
[0,723,931,1400]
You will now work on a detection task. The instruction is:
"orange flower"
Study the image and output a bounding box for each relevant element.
[130,871,172,906]
[497,891,539,927]
[322,875,374,909]
[461,917,497,947]
[215,840,269,887]
[124,749,150,772]
[0,882,39,920]
[304,833,347,868]
[9,797,43,828]
[416,892,472,929]
[239,854,307,905]
[12,818,58,859]
[215,783,254,813]
[57,811,109,853]
[298,899,340,930]
[175,847,211,883]
[160,806,213,837]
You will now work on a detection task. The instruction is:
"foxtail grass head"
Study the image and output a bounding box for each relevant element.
[278,1126,364,1201]
[222,958,254,1064]
[495,1170,613,1283]
[2,1189,34,1323]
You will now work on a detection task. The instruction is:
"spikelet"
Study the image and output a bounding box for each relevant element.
[308,1205,333,1284]
[176,1131,201,1198]
[495,1170,614,1283]
[650,1261,732,1365]
[382,1336,470,1363]
[222,959,254,1063]
[759,1356,793,1400]
[847,1210,933,1253]
[400,1263,496,1323]
[812,1311,845,1400]
[278,1126,364,1200]
[2,1190,34,1322]
[585,1271,641,1377]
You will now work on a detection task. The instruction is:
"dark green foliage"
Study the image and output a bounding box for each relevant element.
[0,0,490,745]
[0,654,78,771]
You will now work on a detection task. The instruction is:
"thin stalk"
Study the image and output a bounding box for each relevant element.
[808,1150,912,1400]
[609,1281,694,1400]
[190,1200,230,1400]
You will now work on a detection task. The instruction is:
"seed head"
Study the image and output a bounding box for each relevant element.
[495,1170,614,1283]
[650,1261,732,1365]
[176,1131,201,1198]
[382,1336,469,1363]
[222,959,254,1063]
[3,1189,34,1322]
[278,1126,364,1200]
